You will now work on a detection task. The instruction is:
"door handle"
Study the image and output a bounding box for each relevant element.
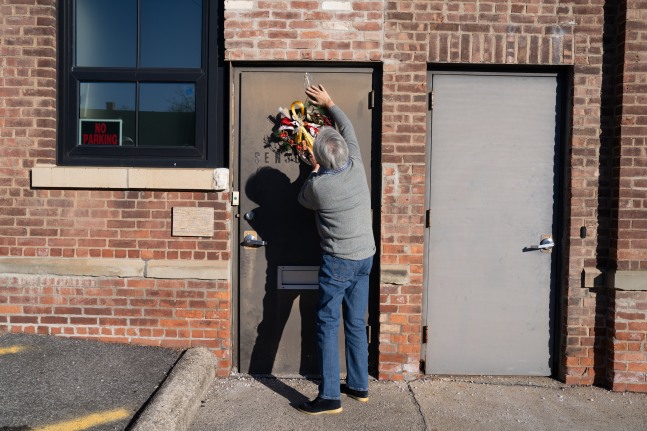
[243,234,267,247]
[526,237,554,253]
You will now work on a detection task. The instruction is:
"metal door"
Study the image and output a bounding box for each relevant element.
[424,72,562,375]
[234,68,374,375]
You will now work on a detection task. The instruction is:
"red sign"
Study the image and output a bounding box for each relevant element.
[79,119,122,146]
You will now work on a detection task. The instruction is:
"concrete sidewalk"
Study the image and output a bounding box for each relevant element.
[2,333,645,431]
[187,376,647,431]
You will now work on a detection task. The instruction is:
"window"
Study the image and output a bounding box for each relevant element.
[57,0,225,167]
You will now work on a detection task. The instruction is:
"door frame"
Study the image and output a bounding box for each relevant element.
[230,63,383,375]
[421,65,572,376]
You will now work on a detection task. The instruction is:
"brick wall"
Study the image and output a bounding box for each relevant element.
[0,0,57,193]
[223,0,384,61]
[0,0,233,375]
[605,0,647,392]
[560,0,611,388]
[1,0,645,391]
[0,274,232,375]
[1,189,230,260]
[382,0,587,381]
[379,1,643,389]
[379,2,427,380]
[615,0,647,271]
[607,290,647,392]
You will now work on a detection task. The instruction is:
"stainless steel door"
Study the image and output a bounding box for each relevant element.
[235,68,374,375]
[425,72,561,375]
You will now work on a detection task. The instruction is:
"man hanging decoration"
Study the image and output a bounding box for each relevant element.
[265,75,333,164]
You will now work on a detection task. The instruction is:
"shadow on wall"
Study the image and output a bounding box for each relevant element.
[244,164,321,377]
[591,0,623,387]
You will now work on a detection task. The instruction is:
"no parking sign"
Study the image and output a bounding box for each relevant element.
[78,119,122,146]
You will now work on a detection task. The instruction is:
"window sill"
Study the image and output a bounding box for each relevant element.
[31,164,229,191]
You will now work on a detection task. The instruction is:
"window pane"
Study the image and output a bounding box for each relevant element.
[138,83,196,147]
[75,0,136,67]
[140,0,202,68]
[79,83,136,146]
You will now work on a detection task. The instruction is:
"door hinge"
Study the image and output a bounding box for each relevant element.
[425,209,431,228]
[427,90,434,111]
[368,90,375,110]
[422,325,428,344]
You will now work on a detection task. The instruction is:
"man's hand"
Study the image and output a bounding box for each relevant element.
[306,147,320,173]
[305,85,335,109]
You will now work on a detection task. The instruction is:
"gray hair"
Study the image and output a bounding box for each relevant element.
[313,127,349,170]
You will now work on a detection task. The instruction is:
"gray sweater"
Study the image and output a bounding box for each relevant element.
[298,105,376,260]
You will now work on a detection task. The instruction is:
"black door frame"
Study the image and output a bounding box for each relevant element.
[230,63,383,376]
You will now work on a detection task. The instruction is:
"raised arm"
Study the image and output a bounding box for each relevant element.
[305,85,362,161]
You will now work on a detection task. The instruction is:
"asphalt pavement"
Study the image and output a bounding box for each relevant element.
[0,332,181,431]
[1,333,646,431]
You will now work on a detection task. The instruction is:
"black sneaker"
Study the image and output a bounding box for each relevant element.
[297,397,343,415]
[341,384,369,402]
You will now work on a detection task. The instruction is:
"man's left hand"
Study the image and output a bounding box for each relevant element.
[307,149,320,172]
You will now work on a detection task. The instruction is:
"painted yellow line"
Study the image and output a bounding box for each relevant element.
[33,408,131,431]
[0,345,26,355]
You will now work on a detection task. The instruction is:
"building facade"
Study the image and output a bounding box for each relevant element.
[0,0,645,392]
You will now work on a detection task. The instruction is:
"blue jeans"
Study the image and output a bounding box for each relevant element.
[316,253,373,400]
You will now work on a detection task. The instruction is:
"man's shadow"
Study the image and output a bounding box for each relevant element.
[244,163,321,405]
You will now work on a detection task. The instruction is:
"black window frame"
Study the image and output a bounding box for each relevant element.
[57,0,226,168]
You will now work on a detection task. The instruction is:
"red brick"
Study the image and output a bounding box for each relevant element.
[10,316,38,324]
[0,305,22,314]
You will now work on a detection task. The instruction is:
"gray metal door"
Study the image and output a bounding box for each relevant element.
[425,72,561,375]
[235,68,374,375]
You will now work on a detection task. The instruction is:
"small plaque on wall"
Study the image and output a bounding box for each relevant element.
[172,207,214,237]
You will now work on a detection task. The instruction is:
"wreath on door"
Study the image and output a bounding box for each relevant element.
[264,74,333,164]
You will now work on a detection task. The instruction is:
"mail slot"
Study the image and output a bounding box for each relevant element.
[277,266,319,290]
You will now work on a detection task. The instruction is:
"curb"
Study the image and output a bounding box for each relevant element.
[130,347,215,431]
